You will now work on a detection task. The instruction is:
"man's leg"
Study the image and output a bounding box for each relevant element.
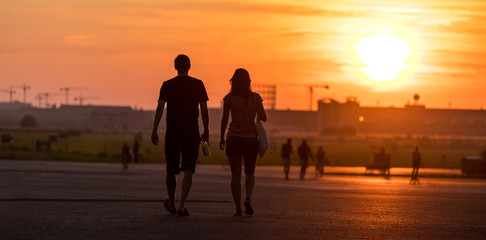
[177,134,200,214]
[283,158,289,179]
[179,170,193,210]
[301,159,308,179]
[165,136,179,211]
[300,159,304,180]
[166,172,177,209]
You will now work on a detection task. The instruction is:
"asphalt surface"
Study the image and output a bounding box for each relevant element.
[1,160,486,239]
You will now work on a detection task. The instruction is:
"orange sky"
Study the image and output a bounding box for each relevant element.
[1,0,486,110]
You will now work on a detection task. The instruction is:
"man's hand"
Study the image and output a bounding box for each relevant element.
[151,131,159,145]
[219,139,225,150]
[201,130,209,143]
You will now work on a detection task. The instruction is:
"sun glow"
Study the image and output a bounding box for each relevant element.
[357,35,410,82]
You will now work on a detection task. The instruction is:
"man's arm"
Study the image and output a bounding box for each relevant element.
[151,100,166,145]
[200,101,209,142]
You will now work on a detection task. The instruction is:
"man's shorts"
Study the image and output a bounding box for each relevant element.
[165,133,200,174]
[300,158,309,168]
[282,157,291,168]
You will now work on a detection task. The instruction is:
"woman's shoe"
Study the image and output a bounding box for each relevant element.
[178,208,190,217]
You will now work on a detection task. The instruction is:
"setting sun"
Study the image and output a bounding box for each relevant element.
[357,35,410,82]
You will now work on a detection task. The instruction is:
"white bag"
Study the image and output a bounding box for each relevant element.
[256,119,269,157]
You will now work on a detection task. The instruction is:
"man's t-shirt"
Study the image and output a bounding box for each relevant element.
[413,151,421,166]
[158,75,208,136]
[298,145,311,160]
[281,143,292,158]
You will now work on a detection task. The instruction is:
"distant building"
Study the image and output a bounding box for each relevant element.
[317,98,486,136]
[0,101,32,110]
[2,99,486,136]
[0,104,154,131]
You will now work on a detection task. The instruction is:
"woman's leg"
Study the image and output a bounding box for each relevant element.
[243,154,257,201]
[228,155,243,210]
[242,149,257,215]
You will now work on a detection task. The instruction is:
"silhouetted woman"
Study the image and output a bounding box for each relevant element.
[220,68,267,216]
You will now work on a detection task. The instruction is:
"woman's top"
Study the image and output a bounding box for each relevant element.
[223,92,266,138]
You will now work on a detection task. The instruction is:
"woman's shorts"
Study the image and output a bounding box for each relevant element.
[225,136,259,157]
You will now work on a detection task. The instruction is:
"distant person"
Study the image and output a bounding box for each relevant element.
[133,140,140,163]
[378,146,386,160]
[220,68,267,216]
[442,154,446,168]
[316,146,325,176]
[411,146,421,184]
[298,139,312,180]
[151,54,209,217]
[121,142,130,170]
[377,146,390,175]
[281,138,293,180]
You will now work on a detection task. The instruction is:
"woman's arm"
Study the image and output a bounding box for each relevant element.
[219,99,230,150]
[256,95,267,122]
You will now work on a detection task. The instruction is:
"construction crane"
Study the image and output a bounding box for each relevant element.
[11,84,31,104]
[280,83,330,111]
[60,87,87,105]
[74,94,99,106]
[40,92,59,108]
[34,93,43,107]
[1,87,16,103]
[308,85,329,111]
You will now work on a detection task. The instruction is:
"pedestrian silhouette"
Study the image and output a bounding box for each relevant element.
[411,146,421,184]
[133,140,140,163]
[151,54,209,217]
[121,142,130,170]
[219,68,267,216]
[298,139,312,180]
[281,138,293,180]
[316,146,325,176]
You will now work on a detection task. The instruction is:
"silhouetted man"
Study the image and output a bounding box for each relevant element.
[133,140,140,162]
[281,138,293,180]
[316,146,325,176]
[298,139,312,180]
[121,142,130,170]
[411,146,421,184]
[152,54,209,216]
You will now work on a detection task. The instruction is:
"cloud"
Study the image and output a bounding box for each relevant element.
[206,2,361,17]
[134,1,363,18]
[63,33,99,47]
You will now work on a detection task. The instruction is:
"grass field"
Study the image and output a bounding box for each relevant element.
[1,129,485,169]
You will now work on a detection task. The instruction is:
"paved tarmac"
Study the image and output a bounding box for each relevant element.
[1,160,486,239]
